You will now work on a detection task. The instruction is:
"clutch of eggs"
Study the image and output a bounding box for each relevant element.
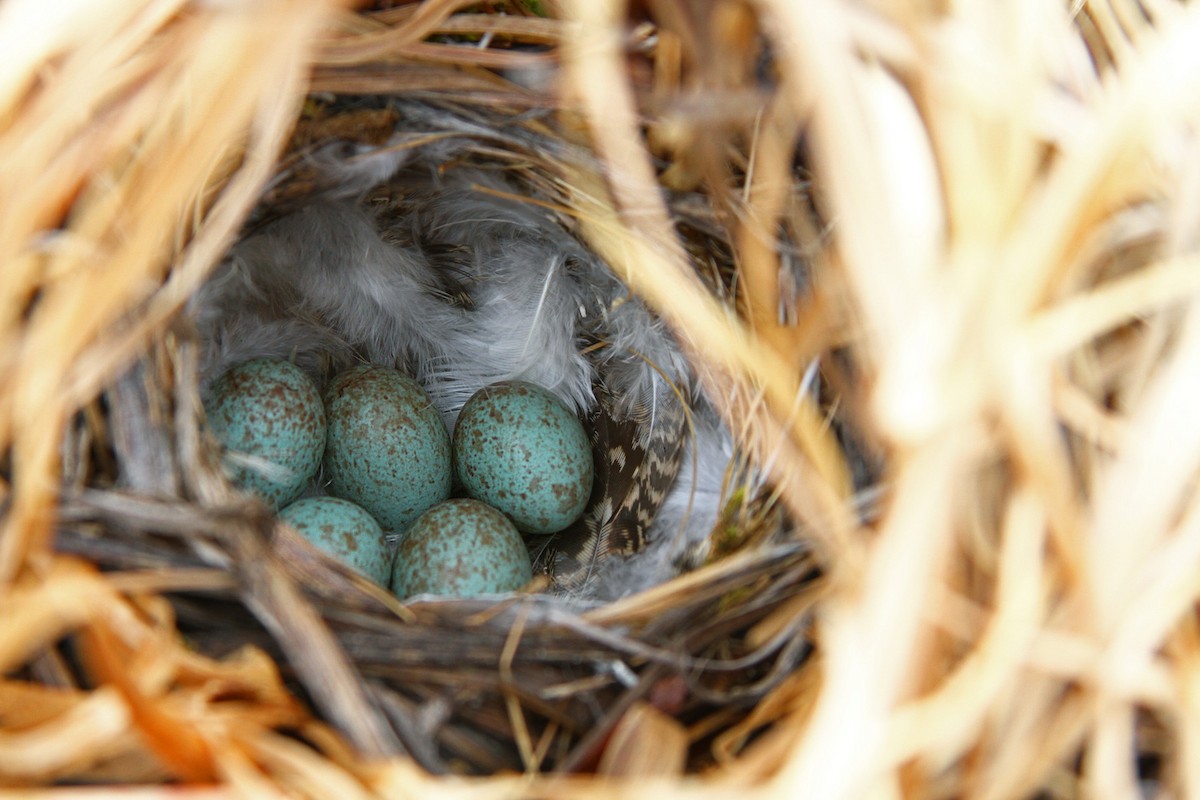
[204,360,595,597]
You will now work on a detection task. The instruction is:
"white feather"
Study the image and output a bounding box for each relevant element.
[195,167,597,428]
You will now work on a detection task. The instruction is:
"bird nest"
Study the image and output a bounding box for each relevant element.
[4,1,1200,796]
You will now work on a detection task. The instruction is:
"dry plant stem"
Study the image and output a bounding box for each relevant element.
[230,527,402,760]
[500,605,538,772]
[386,42,555,71]
[320,0,486,65]
[370,11,565,45]
[0,556,311,785]
[777,431,977,798]
[0,686,147,780]
[235,728,376,800]
[309,65,550,105]
[752,4,968,789]
[884,487,1046,773]
[1087,301,1200,631]
[1028,254,1200,360]
[759,1,1200,795]
[1172,622,1200,798]
[1002,7,1200,316]
[1082,307,1200,793]
[0,0,345,586]
[735,96,806,365]
[67,9,335,415]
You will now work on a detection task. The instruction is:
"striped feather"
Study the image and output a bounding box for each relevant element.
[544,379,687,588]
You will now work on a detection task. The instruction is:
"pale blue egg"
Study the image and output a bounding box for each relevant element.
[324,366,452,531]
[279,496,391,585]
[204,359,325,508]
[453,381,593,534]
[392,499,533,597]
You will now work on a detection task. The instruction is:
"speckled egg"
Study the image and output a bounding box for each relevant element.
[453,381,593,534]
[323,365,452,531]
[392,499,533,597]
[204,359,325,508]
[280,497,391,584]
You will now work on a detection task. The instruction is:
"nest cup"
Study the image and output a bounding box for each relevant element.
[4,1,1200,797]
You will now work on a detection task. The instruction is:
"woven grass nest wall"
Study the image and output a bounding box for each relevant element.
[4,0,1200,796]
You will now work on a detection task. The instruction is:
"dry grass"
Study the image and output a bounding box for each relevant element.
[4,0,1200,797]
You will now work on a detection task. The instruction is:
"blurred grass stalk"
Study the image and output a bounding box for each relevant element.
[563,0,1200,796]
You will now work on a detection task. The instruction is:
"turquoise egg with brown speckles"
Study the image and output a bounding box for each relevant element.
[204,359,325,508]
[280,497,391,585]
[392,499,532,597]
[453,381,593,534]
[324,366,452,531]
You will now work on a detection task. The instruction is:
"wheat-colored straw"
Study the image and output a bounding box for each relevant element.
[4,0,1200,796]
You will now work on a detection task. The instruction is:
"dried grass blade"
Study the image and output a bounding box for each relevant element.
[596,703,687,778]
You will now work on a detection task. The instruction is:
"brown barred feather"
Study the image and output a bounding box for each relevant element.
[545,380,687,589]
